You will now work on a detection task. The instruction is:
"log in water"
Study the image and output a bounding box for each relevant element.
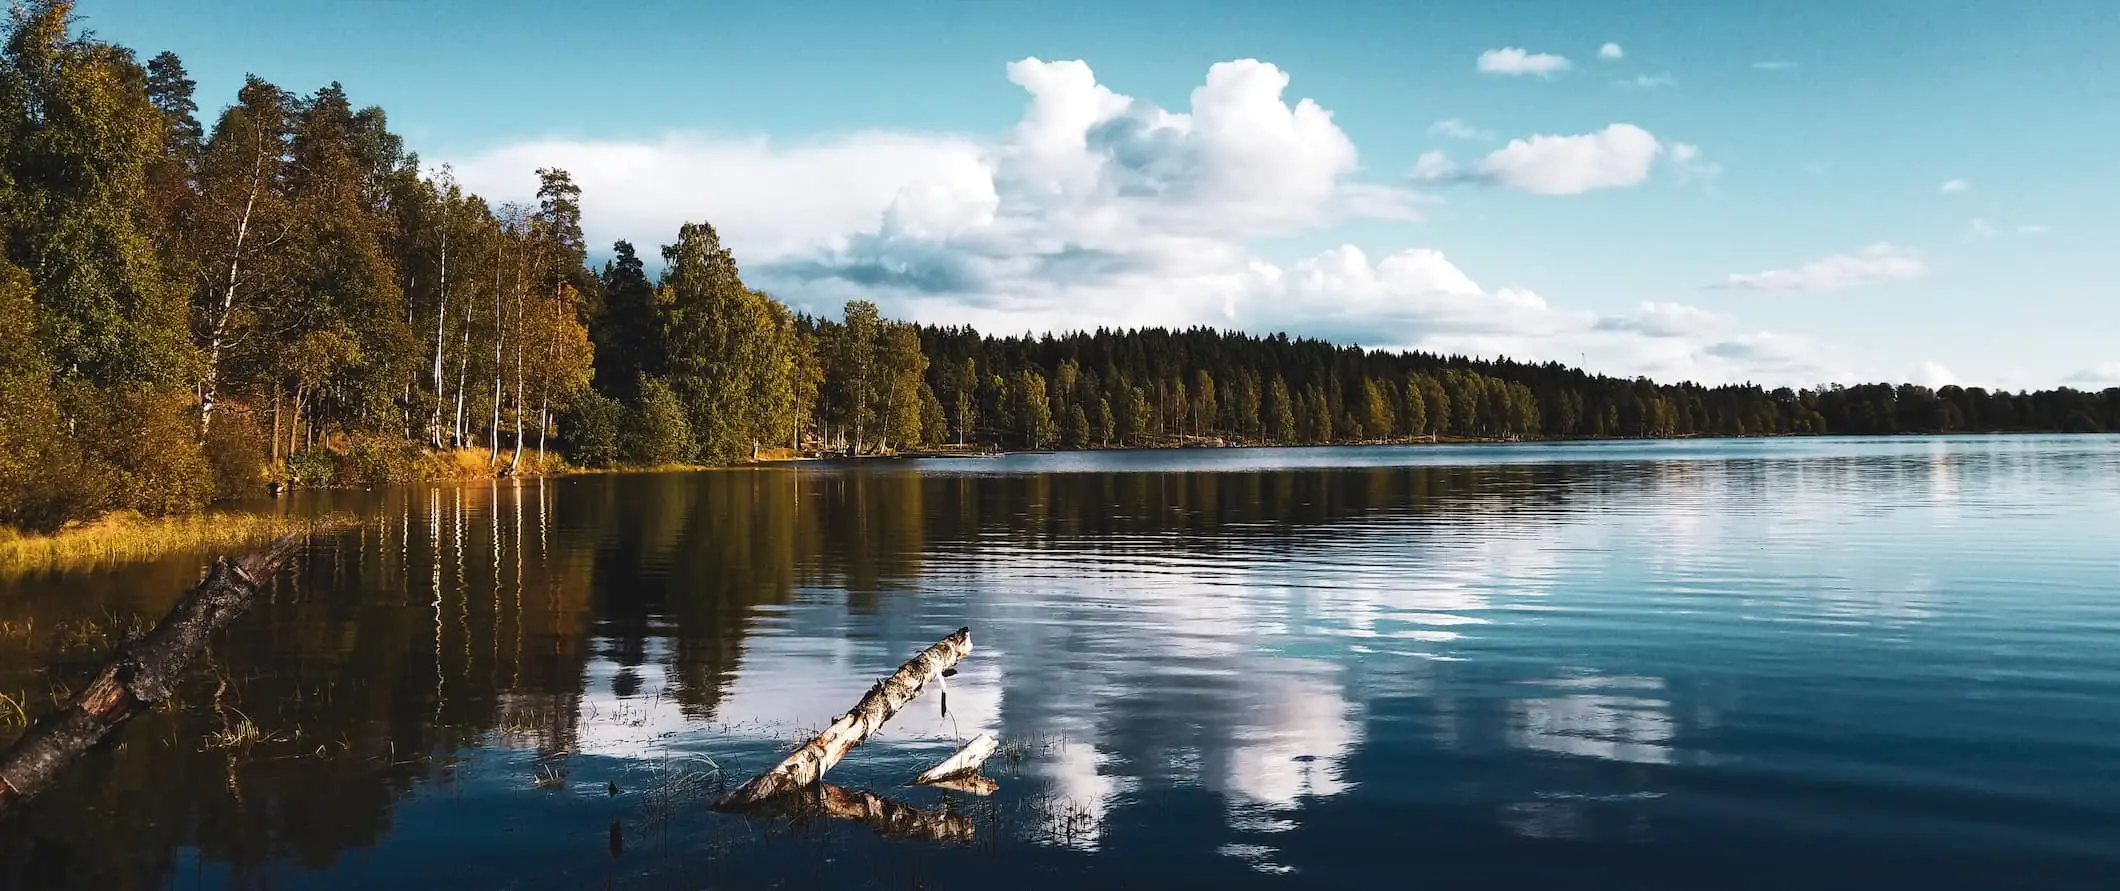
[714,626,973,810]
[0,536,300,819]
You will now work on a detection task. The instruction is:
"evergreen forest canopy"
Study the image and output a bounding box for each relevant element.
[2,0,2116,533]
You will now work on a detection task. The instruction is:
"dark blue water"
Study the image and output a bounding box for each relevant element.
[3,436,2117,890]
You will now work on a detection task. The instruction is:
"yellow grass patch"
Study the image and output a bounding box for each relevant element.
[0,510,346,577]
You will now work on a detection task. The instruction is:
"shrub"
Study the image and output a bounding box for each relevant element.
[564,391,626,467]
[627,376,694,465]
[337,432,422,486]
[285,447,336,488]
[203,404,270,499]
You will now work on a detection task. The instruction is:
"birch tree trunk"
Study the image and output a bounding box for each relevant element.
[488,234,505,464]
[199,127,270,436]
[428,205,451,448]
[506,262,527,474]
[453,317,471,447]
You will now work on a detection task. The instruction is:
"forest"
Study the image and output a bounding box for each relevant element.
[3,0,2117,534]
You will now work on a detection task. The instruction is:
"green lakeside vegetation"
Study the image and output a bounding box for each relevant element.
[3,0,2119,547]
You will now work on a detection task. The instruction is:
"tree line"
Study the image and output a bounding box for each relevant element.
[2,0,2115,533]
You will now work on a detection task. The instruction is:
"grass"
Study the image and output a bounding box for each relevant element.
[202,708,299,750]
[0,510,349,576]
[414,447,572,481]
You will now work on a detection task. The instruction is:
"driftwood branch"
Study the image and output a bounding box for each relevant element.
[0,535,301,819]
[715,627,972,811]
[913,732,998,786]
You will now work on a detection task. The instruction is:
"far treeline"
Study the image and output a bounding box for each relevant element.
[2,1,2117,534]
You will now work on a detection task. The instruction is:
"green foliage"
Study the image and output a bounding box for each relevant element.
[336,433,423,486]
[627,376,693,466]
[284,448,335,488]
[563,391,626,467]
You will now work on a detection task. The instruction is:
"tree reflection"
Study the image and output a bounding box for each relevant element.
[0,459,1597,888]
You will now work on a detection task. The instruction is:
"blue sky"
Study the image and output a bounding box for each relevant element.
[87,0,2119,389]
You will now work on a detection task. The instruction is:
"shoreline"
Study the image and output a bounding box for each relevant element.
[5,430,2101,575]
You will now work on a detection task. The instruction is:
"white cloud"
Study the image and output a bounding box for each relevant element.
[1620,73,1676,88]
[2065,362,2120,387]
[1460,124,1666,195]
[1593,301,1733,338]
[1722,243,1926,293]
[453,57,1836,386]
[1965,217,1998,239]
[1939,178,1968,194]
[1410,149,1454,181]
[1911,361,1957,387]
[1427,117,1491,140]
[1598,43,1624,61]
[2017,224,2049,235]
[1752,61,1798,71]
[1477,47,1572,77]
[454,132,989,263]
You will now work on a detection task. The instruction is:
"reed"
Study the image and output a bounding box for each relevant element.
[0,510,346,576]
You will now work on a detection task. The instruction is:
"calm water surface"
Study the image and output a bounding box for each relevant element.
[2,436,2118,890]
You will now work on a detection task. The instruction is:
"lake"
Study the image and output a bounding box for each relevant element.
[3,436,2118,890]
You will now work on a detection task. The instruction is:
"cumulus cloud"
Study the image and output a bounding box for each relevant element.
[1451,124,1666,195]
[455,132,988,264]
[1620,73,1676,88]
[1598,43,1624,61]
[1911,361,1957,387]
[1940,178,1968,194]
[1721,243,1926,293]
[1427,117,1491,140]
[452,57,1835,386]
[1478,47,1572,77]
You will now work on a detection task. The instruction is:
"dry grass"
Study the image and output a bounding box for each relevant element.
[417,447,569,481]
[0,510,347,576]
[202,708,298,750]
[0,691,27,730]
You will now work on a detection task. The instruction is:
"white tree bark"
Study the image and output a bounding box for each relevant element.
[199,119,271,436]
[913,732,997,785]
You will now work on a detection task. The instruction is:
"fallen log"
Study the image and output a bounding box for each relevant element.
[913,732,998,786]
[715,627,971,811]
[0,535,301,819]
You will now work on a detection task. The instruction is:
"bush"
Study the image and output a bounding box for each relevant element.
[337,432,423,486]
[203,404,270,499]
[81,386,214,520]
[564,391,626,467]
[285,447,335,488]
[627,377,694,465]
